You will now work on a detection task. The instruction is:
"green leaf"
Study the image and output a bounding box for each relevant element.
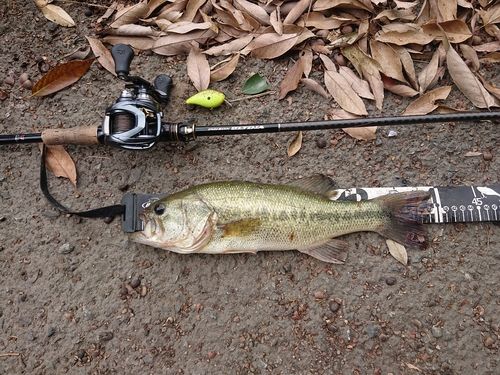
[242,73,269,95]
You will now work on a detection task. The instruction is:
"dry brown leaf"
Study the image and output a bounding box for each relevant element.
[477,74,500,102]
[156,0,188,21]
[403,86,452,115]
[374,8,416,22]
[418,47,441,93]
[319,54,337,72]
[386,239,408,265]
[284,0,312,25]
[31,59,94,97]
[363,68,384,111]
[270,8,283,35]
[105,24,163,37]
[39,144,77,187]
[369,40,407,84]
[86,37,116,76]
[422,20,472,43]
[233,0,270,25]
[145,0,172,17]
[210,54,240,82]
[343,126,377,141]
[97,1,118,23]
[35,0,75,27]
[313,0,372,12]
[187,43,211,91]
[279,58,304,99]
[287,131,302,157]
[110,2,149,28]
[479,52,500,63]
[299,12,347,29]
[152,29,217,55]
[473,41,500,53]
[300,78,330,99]
[205,34,254,56]
[244,33,299,59]
[103,35,156,51]
[163,21,212,34]
[324,70,368,116]
[391,44,418,90]
[442,29,496,109]
[216,0,255,32]
[437,0,457,21]
[460,44,480,70]
[375,24,434,45]
[178,0,206,22]
[338,66,374,99]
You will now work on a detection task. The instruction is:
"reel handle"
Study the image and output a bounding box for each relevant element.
[111,44,134,80]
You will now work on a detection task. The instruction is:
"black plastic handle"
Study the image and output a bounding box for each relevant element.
[111,44,134,79]
[154,74,173,102]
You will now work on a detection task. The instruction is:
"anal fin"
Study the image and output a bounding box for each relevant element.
[299,240,349,264]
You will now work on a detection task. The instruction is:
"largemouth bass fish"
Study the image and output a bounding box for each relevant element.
[130,175,431,264]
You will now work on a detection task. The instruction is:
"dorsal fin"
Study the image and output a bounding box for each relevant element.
[286,174,338,198]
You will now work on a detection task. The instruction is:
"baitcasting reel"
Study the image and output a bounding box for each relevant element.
[102,44,173,150]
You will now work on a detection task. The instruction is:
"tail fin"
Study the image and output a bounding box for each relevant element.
[374,191,432,250]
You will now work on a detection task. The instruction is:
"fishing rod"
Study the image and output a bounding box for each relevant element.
[1,44,499,150]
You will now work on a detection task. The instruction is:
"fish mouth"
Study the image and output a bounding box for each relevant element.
[130,214,161,242]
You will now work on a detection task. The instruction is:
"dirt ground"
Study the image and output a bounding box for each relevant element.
[1,2,500,374]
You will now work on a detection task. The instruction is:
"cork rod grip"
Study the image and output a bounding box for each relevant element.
[41,126,100,145]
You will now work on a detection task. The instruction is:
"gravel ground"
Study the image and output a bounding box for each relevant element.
[1,2,500,374]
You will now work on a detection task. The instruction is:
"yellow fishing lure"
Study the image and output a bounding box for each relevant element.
[186,89,226,108]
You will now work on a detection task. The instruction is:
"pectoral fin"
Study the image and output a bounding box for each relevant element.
[218,218,262,238]
[299,240,349,264]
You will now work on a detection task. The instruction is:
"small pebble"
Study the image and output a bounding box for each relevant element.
[118,183,129,192]
[43,210,59,218]
[103,216,114,224]
[84,8,93,17]
[47,326,55,337]
[59,243,74,254]
[483,150,493,161]
[365,323,381,338]
[432,326,443,338]
[329,301,340,313]
[485,337,496,347]
[316,138,327,148]
[130,278,141,289]
[207,351,217,360]
[99,331,114,342]
[76,349,86,359]
[385,276,397,285]
[314,291,325,299]
[4,76,14,86]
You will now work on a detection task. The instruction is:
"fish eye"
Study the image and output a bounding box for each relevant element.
[153,203,165,215]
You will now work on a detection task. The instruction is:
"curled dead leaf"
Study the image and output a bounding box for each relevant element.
[403,86,452,116]
[287,131,302,157]
[187,43,210,91]
[386,239,408,265]
[86,37,116,76]
[35,0,75,27]
[210,54,240,82]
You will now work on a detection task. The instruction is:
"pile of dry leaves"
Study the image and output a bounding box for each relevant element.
[35,1,500,119]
